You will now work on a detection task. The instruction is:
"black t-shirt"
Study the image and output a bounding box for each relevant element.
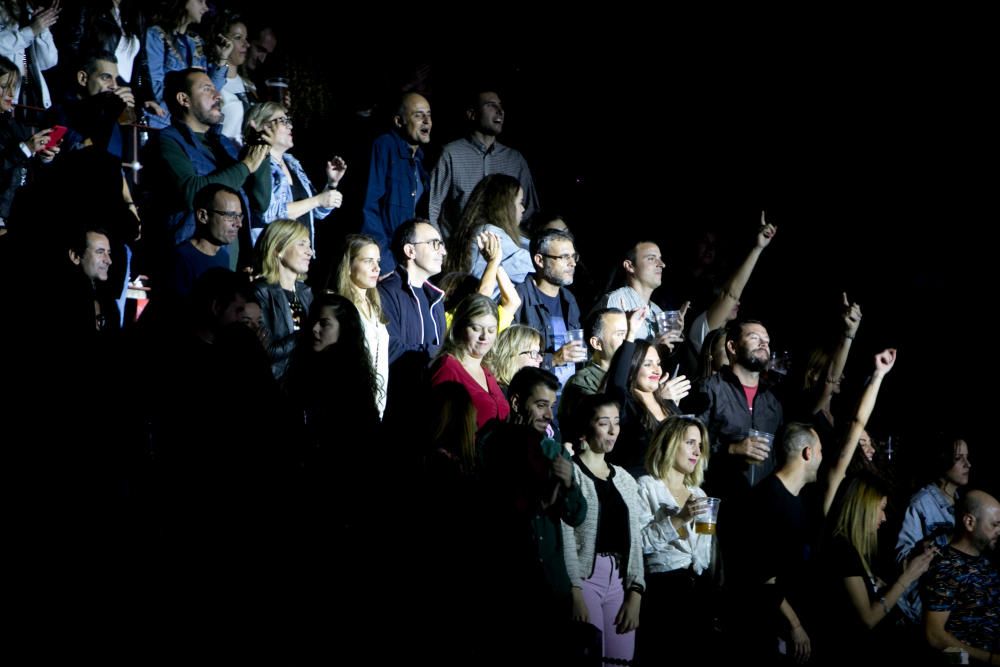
[577,459,630,560]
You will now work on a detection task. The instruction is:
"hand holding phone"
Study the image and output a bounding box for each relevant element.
[43,125,68,149]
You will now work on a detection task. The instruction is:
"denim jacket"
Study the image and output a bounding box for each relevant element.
[257,153,333,249]
[145,25,227,129]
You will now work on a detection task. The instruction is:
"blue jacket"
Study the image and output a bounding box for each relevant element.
[361,131,428,274]
[377,266,445,365]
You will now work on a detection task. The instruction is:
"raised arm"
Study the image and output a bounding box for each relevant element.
[704,212,777,332]
[823,348,896,516]
[810,293,862,415]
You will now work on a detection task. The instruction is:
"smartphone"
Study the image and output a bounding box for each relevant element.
[44,125,68,149]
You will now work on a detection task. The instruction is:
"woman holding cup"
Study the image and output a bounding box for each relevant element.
[636,415,714,665]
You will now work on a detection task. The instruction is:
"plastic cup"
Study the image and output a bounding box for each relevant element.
[565,329,587,362]
[747,429,774,465]
[694,497,721,535]
[656,310,682,337]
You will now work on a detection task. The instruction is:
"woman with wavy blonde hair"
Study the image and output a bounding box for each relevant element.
[635,415,713,665]
[484,324,542,393]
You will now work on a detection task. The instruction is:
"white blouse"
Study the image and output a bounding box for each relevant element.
[358,308,389,419]
[636,475,712,575]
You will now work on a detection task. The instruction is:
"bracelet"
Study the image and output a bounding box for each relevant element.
[844,333,855,340]
[879,596,889,615]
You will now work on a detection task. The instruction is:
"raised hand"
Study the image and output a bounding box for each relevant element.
[842,292,862,337]
[658,374,691,403]
[476,230,501,262]
[874,348,896,376]
[758,211,778,249]
[31,1,60,36]
[326,156,346,187]
[215,34,235,63]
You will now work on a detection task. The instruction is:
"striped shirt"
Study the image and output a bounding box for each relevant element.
[429,136,539,240]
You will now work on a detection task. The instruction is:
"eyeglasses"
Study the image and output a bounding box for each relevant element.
[270,116,293,127]
[212,209,245,222]
[542,253,580,263]
[519,350,543,360]
[411,239,444,251]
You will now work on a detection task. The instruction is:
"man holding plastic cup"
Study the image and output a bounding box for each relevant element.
[688,319,784,501]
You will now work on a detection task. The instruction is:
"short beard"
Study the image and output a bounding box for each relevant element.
[740,351,768,373]
[543,267,573,287]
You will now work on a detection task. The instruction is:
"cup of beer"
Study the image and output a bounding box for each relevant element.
[694,497,721,535]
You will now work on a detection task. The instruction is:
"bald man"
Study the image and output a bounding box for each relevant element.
[361,92,433,275]
[923,490,1000,664]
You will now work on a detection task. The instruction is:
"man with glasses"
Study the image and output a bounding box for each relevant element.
[429,89,539,241]
[167,184,243,297]
[378,218,447,365]
[378,218,448,437]
[514,228,585,391]
[149,67,269,280]
[362,92,433,275]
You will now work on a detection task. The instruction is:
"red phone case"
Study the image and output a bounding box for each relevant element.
[45,125,68,148]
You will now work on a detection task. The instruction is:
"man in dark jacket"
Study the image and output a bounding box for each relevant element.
[513,228,587,391]
[689,318,784,502]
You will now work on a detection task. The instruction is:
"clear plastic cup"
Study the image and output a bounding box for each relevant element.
[747,429,774,465]
[694,497,721,535]
[656,310,682,336]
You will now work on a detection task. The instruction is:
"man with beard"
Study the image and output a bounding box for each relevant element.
[513,228,586,391]
[361,92,433,276]
[149,67,269,275]
[429,89,539,241]
[924,490,1000,664]
[477,365,586,662]
[689,318,784,502]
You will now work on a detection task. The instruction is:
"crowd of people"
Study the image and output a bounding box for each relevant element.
[0,1,996,663]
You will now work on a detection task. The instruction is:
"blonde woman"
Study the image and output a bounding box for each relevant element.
[335,233,389,418]
[430,294,509,431]
[484,324,542,393]
[252,219,312,378]
[818,475,936,665]
[636,416,713,666]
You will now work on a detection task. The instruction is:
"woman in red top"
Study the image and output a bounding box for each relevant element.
[431,294,510,430]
